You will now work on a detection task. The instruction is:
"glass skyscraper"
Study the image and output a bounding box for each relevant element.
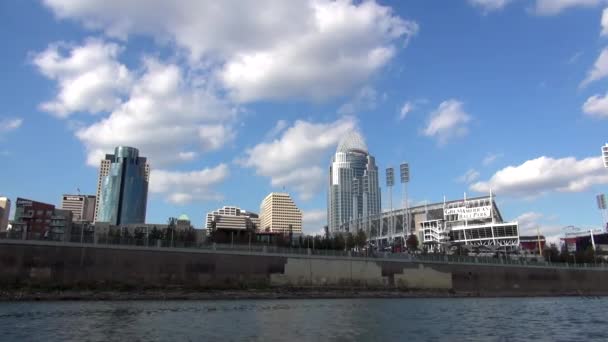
[328,131,381,234]
[95,146,149,225]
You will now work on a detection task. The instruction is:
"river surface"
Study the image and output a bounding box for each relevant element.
[0,297,606,341]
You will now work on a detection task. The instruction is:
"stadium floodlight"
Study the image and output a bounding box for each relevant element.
[603,144,608,168]
[386,167,394,187]
[400,163,409,183]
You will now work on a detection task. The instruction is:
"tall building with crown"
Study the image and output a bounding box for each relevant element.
[328,131,380,234]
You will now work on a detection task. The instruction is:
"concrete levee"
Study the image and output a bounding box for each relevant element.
[1,240,608,295]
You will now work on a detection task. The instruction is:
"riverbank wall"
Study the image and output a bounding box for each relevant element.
[1,240,607,297]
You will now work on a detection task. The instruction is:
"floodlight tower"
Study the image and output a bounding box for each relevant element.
[597,194,608,232]
[386,167,394,242]
[400,163,410,242]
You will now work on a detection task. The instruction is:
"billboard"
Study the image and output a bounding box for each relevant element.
[444,206,491,220]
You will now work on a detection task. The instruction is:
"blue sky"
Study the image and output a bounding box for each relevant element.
[1,0,608,239]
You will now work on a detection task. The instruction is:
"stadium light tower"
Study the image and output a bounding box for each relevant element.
[386,167,394,241]
[597,194,608,232]
[400,163,410,240]
[602,143,608,168]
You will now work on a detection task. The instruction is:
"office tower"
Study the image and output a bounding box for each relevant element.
[94,146,149,225]
[328,131,381,234]
[0,197,10,231]
[259,193,302,234]
[61,194,96,222]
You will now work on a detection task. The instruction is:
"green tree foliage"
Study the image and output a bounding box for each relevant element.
[406,234,419,251]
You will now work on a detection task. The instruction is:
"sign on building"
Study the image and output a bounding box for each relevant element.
[444,206,491,220]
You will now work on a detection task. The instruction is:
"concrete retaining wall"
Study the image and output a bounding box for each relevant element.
[1,241,607,295]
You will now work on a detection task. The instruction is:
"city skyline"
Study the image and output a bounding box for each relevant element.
[2,1,608,239]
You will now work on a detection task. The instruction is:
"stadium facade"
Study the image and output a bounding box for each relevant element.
[339,194,520,252]
[328,131,381,234]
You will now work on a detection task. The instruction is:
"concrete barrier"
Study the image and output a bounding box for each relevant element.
[0,240,607,295]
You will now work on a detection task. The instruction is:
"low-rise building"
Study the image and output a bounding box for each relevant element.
[11,197,73,241]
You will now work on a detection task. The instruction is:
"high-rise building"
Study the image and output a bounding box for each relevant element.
[61,194,96,222]
[0,197,10,231]
[259,193,302,234]
[94,146,149,225]
[328,131,381,234]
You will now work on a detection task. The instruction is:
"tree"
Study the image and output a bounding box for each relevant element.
[354,229,367,249]
[345,232,355,250]
[406,234,419,252]
[543,244,560,262]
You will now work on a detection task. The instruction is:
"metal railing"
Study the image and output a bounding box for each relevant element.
[1,233,607,271]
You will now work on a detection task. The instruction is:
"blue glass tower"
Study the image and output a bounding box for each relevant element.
[96,146,149,225]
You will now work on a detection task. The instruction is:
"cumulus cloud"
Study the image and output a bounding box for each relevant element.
[43,0,418,103]
[71,56,236,167]
[534,0,602,15]
[581,47,608,88]
[241,117,357,200]
[422,99,471,145]
[32,38,131,117]
[471,156,608,197]
[458,169,481,184]
[468,0,512,13]
[149,164,229,204]
[0,118,23,135]
[302,209,327,234]
[582,92,608,118]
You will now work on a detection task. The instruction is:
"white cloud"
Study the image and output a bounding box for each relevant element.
[582,91,608,118]
[0,118,23,134]
[515,212,563,244]
[398,101,413,121]
[265,120,289,140]
[422,99,471,145]
[469,0,512,13]
[43,0,418,103]
[302,209,327,234]
[581,47,608,88]
[458,169,481,184]
[534,0,602,15]
[482,153,502,166]
[149,164,229,204]
[471,156,608,197]
[71,55,236,167]
[241,117,357,200]
[32,38,131,117]
[338,86,377,115]
[602,7,608,35]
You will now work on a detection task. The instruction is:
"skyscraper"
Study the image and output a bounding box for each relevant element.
[0,197,10,231]
[259,193,302,234]
[94,146,149,225]
[328,131,381,234]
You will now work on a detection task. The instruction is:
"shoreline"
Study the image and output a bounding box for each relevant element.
[0,288,604,301]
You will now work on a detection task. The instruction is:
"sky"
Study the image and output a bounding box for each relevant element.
[1,0,608,241]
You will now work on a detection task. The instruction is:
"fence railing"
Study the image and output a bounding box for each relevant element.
[1,234,607,270]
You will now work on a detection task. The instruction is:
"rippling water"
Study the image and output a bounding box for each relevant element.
[0,297,607,341]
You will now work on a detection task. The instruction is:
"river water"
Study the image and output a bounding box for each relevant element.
[0,297,606,341]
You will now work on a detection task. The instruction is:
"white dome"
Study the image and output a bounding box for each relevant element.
[336,131,368,154]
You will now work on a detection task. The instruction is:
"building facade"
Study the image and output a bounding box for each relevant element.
[95,146,149,225]
[11,197,73,241]
[0,197,10,231]
[205,206,260,231]
[61,194,96,222]
[259,193,302,234]
[328,131,381,234]
[340,194,520,252]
